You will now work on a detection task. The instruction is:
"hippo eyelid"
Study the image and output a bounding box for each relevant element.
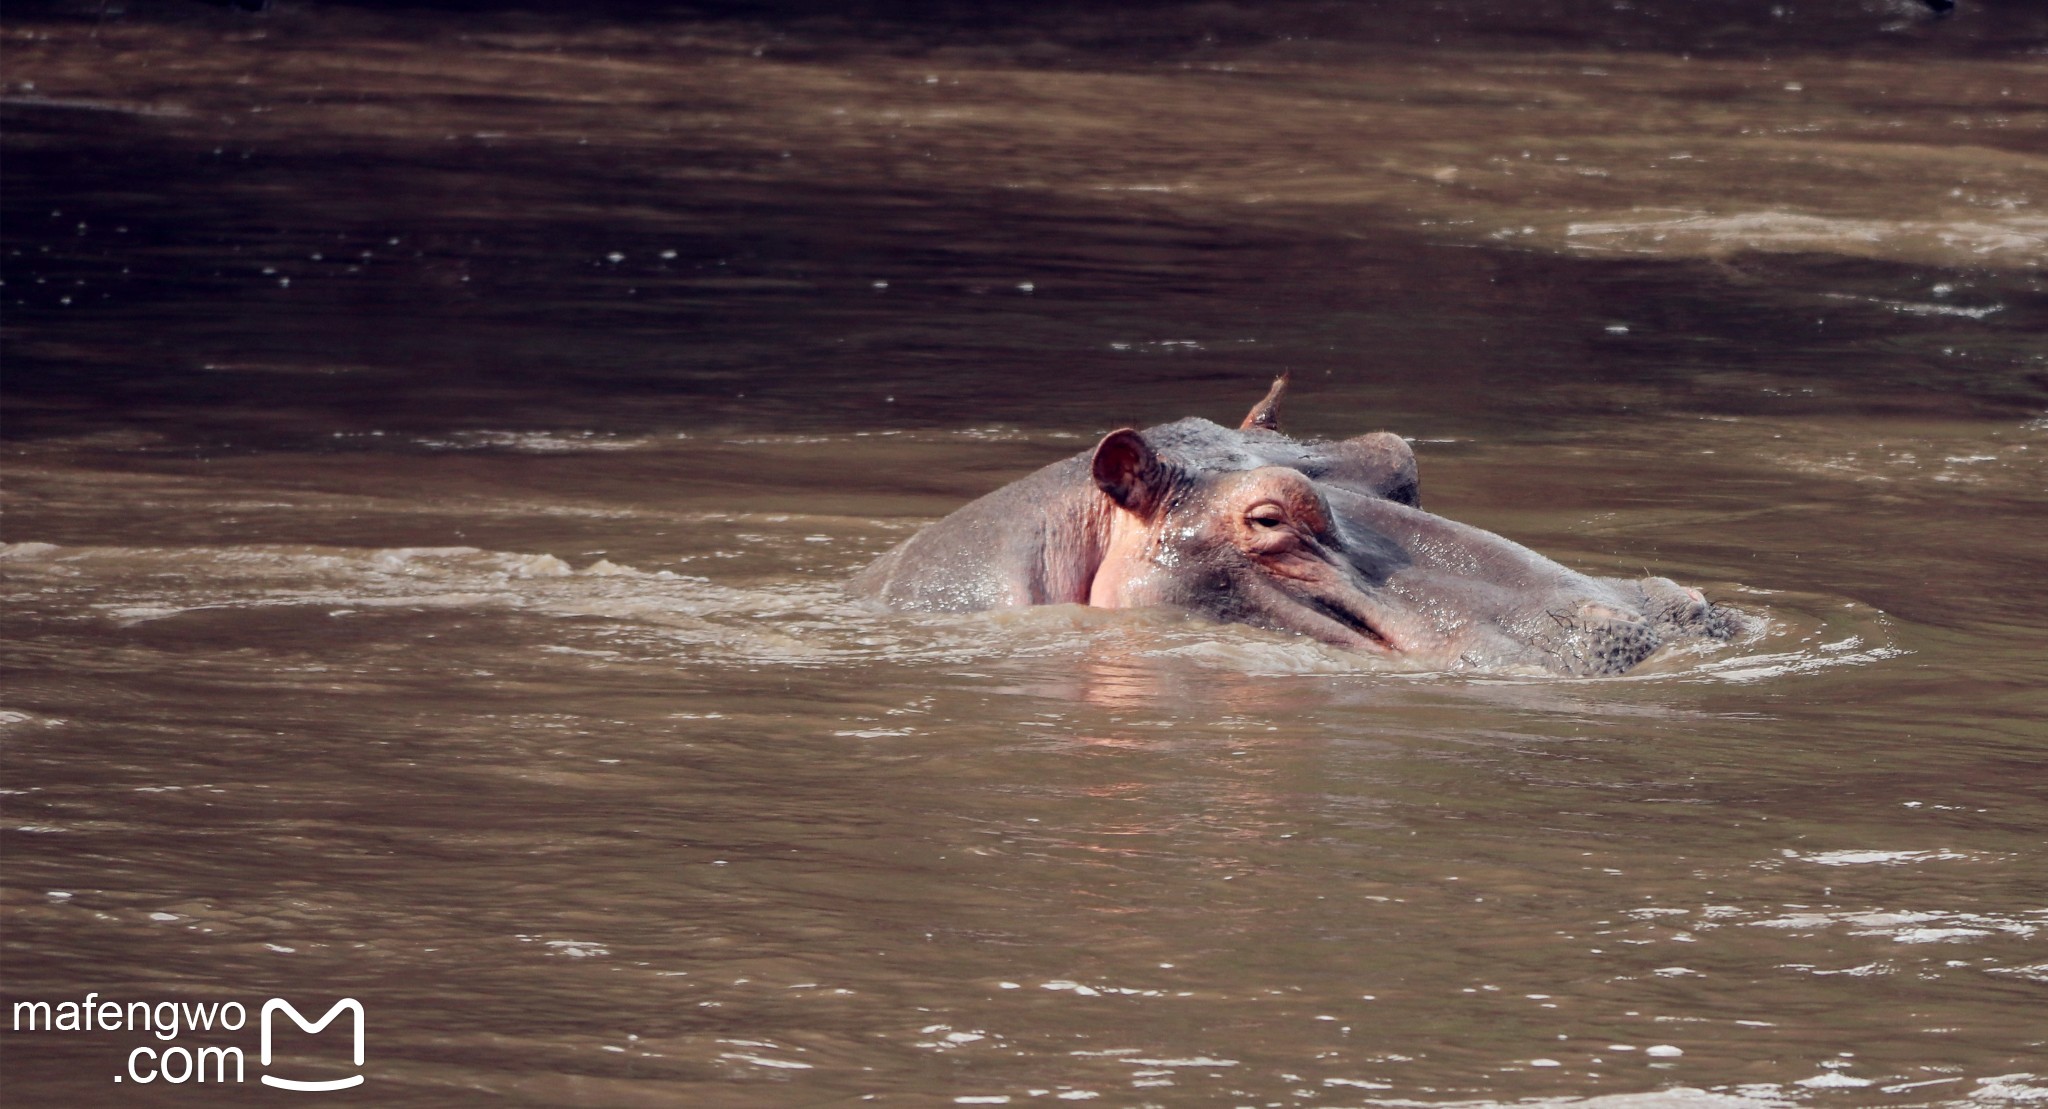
[1245,504,1287,528]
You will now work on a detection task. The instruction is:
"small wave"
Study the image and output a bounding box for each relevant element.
[408,430,666,453]
[1672,590,1904,684]
[0,94,191,117]
[1819,291,2004,320]
[0,542,63,562]
[1320,1086,1792,1108]
[1153,637,1405,676]
[1783,848,1981,867]
[1689,643,1909,683]
[1746,907,2045,944]
[1566,210,2048,267]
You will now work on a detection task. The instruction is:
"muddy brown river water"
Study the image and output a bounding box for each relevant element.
[3,2,2045,1106]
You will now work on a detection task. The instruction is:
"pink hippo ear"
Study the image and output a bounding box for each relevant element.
[1092,428,1177,519]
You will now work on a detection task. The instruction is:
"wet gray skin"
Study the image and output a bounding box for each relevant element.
[851,381,1743,675]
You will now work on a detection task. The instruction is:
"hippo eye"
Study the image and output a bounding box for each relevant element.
[1245,504,1287,529]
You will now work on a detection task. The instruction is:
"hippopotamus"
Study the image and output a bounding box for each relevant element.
[851,378,1744,675]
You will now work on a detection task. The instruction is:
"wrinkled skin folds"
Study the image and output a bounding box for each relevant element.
[850,384,1744,675]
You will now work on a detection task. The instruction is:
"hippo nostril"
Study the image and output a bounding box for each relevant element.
[1634,577,1742,641]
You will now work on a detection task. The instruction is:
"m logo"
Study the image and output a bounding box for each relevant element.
[259,999,364,1091]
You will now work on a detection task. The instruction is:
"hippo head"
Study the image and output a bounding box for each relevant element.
[1079,416,1743,676]
[1087,428,1407,656]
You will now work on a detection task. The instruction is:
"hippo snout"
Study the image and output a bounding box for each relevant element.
[1636,576,1744,642]
[1510,580,1741,677]
[1556,600,1665,677]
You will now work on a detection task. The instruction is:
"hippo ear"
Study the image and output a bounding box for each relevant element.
[1323,432,1421,507]
[1092,428,1177,518]
[1238,373,1289,431]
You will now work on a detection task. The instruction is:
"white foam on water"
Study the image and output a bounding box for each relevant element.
[1565,210,2048,267]
[1335,1085,1788,1108]
[1956,1074,2048,1105]
[1744,907,2045,943]
[1784,849,1979,866]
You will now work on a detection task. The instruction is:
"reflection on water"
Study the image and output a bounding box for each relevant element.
[4,2,2046,1106]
